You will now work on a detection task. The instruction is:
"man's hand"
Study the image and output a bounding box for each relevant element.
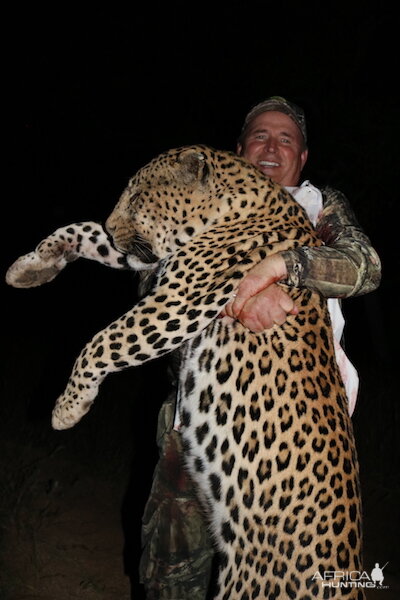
[223,253,298,332]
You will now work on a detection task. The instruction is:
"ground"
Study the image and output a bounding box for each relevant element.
[0,437,131,600]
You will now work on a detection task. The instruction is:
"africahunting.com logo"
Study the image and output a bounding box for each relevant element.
[312,562,389,590]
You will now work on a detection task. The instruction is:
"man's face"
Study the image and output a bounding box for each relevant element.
[237,111,308,186]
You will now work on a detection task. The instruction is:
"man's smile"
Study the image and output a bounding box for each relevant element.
[258,160,280,167]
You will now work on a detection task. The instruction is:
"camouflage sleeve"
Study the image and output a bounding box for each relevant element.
[281,187,381,298]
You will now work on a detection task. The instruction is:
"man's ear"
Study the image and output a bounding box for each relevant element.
[300,148,308,170]
[176,148,209,185]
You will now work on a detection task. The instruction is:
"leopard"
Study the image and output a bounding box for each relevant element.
[6,145,365,599]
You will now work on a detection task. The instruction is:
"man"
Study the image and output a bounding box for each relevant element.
[225,97,380,333]
[139,97,381,599]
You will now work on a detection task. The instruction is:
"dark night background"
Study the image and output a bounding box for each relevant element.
[2,3,399,599]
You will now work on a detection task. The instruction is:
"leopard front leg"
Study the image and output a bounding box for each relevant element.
[51,317,132,430]
[50,272,239,430]
[6,221,129,288]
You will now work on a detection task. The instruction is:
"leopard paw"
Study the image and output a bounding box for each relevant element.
[51,389,96,430]
[6,251,67,288]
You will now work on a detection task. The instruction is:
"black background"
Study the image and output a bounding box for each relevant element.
[2,2,399,597]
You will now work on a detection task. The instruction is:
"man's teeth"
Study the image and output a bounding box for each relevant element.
[259,161,280,167]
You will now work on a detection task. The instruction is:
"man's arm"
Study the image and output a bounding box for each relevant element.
[225,188,381,331]
[281,187,381,298]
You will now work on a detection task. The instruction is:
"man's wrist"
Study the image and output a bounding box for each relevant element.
[280,249,308,288]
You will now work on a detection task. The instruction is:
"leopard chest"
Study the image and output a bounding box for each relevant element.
[177,300,360,556]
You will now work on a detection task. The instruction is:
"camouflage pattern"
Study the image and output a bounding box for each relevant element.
[282,186,381,297]
[139,391,214,600]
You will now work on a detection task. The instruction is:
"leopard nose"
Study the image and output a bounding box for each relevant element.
[105,214,116,235]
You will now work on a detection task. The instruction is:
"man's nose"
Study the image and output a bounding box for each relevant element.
[265,137,278,152]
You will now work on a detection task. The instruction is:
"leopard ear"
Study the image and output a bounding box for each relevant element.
[176,148,209,185]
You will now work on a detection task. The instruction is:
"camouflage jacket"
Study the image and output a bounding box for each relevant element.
[281,186,381,298]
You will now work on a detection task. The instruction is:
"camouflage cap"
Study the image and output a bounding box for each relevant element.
[240,96,307,145]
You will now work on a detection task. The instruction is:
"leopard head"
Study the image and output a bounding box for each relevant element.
[105,145,261,270]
